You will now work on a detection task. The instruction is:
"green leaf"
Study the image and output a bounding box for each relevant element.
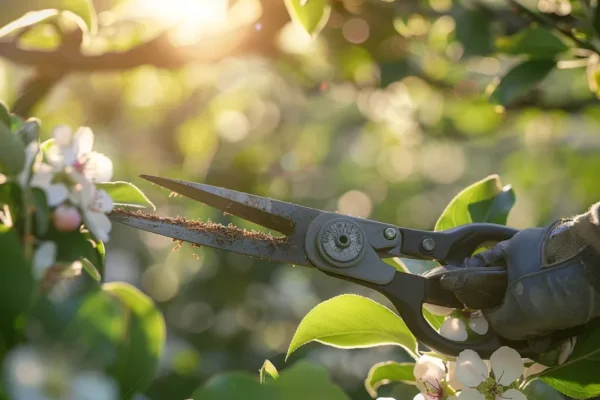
[435,174,515,231]
[31,189,50,236]
[82,230,105,280]
[191,361,348,400]
[191,372,280,400]
[523,379,567,400]
[284,0,331,37]
[488,60,555,106]
[50,228,103,268]
[593,3,600,37]
[287,294,418,359]
[364,361,415,398]
[454,6,492,57]
[260,360,279,383]
[495,28,569,58]
[16,119,41,145]
[103,282,166,394]
[0,101,10,126]
[96,182,156,211]
[539,325,600,398]
[0,121,25,176]
[10,114,25,132]
[0,182,22,218]
[274,362,349,400]
[81,258,101,282]
[0,1,96,35]
[0,225,34,347]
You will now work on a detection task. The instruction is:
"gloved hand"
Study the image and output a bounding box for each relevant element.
[425,202,600,342]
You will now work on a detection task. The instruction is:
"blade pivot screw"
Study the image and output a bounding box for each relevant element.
[384,227,397,240]
[421,237,436,252]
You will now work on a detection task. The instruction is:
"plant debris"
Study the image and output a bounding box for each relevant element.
[113,209,287,245]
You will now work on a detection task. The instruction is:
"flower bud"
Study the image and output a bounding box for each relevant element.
[52,205,82,232]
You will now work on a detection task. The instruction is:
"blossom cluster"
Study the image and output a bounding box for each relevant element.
[19,125,115,280]
[411,346,527,400]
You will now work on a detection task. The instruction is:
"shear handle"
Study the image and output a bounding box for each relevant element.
[400,223,519,266]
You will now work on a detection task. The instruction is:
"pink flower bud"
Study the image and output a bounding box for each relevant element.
[53,205,82,232]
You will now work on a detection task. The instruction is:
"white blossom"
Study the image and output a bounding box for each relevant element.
[424,304,489,342]
[47,125,113,183]
[413,354,453,400]
[454,347,526,400]
[69,180,113,242]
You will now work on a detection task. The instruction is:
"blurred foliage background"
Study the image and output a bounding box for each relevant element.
[1,0,599,398]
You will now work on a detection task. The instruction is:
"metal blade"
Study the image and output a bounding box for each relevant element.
[140,174,322,235]
[109,210,311,267]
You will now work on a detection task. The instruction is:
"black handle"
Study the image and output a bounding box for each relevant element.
[373,272,533,358]
[400,223,519,266]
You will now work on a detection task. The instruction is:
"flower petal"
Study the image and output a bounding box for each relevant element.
[52,125,73,146]
[423,303,454,316]
[468,312,489,335]
[455,349,489,388]
[440,318,468,341]
[82,152,113,182]
[73,126,94,155]
[558,337,577,365]
[456,388,485,400]
[500,389,527,400]
[523,362,548,379]
[45,184,69,207]
[414,355,446,391]
[92,189,114,213]
[447,361,463,390]
[33,241,57,279]
[490,346,524,386]
[84,211,111,242]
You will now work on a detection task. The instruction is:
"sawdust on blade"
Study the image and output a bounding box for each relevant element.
[113,209,288,247]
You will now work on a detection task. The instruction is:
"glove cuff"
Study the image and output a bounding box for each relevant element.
[575,201,600,253]
[543,202,600,265]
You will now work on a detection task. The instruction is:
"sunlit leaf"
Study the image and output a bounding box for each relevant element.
[287,294,418,359]
[81,258,101,282]
[260,360,279,383]
[0,121,25,176]
[97,182,156,210]
[0,0,96,34]
[523,379,568,400]
[488,60,555,106]
[364,361,415,398]
[434,174,515,231]
[495,28,569,58]
[0,9,59,38]
[284,0,331,37]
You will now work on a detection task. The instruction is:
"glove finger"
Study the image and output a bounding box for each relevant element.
[439,266,507,309]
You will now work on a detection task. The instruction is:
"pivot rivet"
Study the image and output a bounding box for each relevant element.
[384,227,397,240]
[421,237,436,252]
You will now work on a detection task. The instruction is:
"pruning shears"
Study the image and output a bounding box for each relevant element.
[108,175,574,359]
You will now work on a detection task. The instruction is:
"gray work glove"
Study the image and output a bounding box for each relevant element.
[426,202,600,341]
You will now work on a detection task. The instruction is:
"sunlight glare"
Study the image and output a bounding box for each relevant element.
[130,0,229,44]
